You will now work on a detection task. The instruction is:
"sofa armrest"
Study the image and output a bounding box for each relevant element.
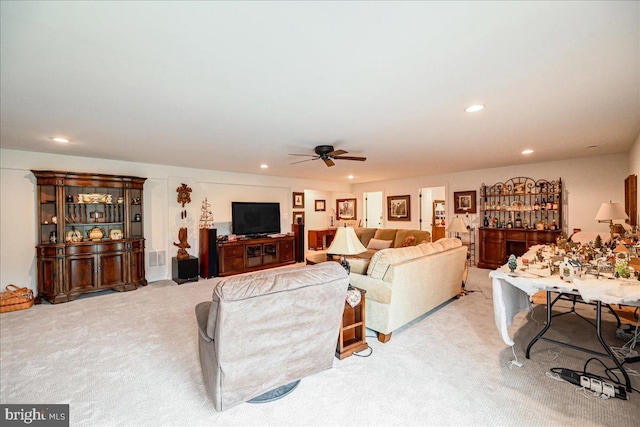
[196,301,214,343]
[349,272,392,304]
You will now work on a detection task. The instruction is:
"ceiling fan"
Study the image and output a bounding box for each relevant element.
[289,145,367,167]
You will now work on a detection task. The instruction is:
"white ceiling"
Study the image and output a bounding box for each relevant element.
[1,2,639,183]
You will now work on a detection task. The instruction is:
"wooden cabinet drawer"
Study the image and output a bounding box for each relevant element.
[222,245,244,258]
[505,231,526,241]
[481,229,502,239]
[222,256,244,272]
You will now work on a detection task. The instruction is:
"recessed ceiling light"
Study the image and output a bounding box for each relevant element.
[347,175,354,180]
[522,149,534,155]
[50,137,70,143]
[260,164,268,169]
[465,104,485,113]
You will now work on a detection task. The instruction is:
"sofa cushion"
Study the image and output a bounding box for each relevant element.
[366,246,425,280]
[393,229,431,248]
[373,228,398,242]
[417,238,461,256]
[367,238,393,250]
[347,257,370,275]
[354,227,377,248]
[438,237,463,250]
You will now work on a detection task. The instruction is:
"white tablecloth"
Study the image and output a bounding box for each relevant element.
[490,251,640,346]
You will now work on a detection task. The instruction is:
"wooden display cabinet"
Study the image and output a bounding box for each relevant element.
[217,235,295,277]
[32,170,147,303]
[478,177,562,269]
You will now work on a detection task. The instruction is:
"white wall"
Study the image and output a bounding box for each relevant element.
[0,149,351,293]
[630,133,640,177]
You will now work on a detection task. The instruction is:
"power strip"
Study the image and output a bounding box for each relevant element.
[560,368,628,400]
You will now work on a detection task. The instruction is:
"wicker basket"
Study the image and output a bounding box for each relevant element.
[0,285,35,313]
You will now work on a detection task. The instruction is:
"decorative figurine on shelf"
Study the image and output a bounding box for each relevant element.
[508,254,517,272]
[174,183,193,260]
[173,227,191,260]
[88,227,104,241]
[199,198,214,229]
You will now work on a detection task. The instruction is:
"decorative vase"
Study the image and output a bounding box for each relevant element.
[88,227,104,241]
[508,254,518,272]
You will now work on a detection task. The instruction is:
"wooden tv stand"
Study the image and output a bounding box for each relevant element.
[217,235,295,277]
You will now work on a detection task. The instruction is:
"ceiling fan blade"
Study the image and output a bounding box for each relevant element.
[333,156,367,161]
[290,158,318,165]
[288,153,317,157]
[328,149,348,156]
[323,158,335,167]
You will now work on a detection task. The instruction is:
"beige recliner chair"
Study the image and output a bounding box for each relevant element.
[195,262,349,411]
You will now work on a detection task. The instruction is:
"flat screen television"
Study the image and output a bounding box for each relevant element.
[231,202,281,236]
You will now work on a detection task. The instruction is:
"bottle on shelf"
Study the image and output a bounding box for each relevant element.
[533,198,540,211]
[483,215,489,227]
[552,197,559,210]
[514,213,522,228]
[546,196,553,210]
[541,198,546,210]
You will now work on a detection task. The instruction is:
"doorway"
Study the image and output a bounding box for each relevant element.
[420,186,446,241]
[364,191,383,228]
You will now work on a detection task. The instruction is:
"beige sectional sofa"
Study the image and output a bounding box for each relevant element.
[347,237,467,343]
[353,227,432,257]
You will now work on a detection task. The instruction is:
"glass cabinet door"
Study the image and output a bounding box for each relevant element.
[129,188,143,238]
[64,186,125,242]
[38,184,58,244]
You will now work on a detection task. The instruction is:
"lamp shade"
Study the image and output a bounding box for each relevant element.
[327,226,367,255]
[595,202,629,221]
[446,217,468,234]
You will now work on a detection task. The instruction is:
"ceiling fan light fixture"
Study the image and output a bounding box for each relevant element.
[288,144,366,167]
[465,104,485,113]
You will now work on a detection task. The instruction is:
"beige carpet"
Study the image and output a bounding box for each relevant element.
[1,266,639,426]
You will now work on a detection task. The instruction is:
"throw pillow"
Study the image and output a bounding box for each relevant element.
[401,235,416,247]
[347,257,370,275]
[367,238,393,250]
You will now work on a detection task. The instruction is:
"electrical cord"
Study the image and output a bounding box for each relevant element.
[550,357,640,393]
[353,345,373,357]
[583,357,621,385]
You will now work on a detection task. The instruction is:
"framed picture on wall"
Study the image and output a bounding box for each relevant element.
[293,192,305,209]
[315,200,326,211]
[454,191,477,214]
[387,195,411,221]
[293,211,305,225]
[336,198,356,220]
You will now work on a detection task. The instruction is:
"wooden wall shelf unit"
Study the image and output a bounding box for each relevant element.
[478,177,562,269]
[32,170,147,304]
[217,235,295,277]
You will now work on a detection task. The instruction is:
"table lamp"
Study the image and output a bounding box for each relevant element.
[595,201,629,242]
[326,226,367,273]
[447,216,468,239]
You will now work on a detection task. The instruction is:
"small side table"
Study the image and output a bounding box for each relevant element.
[336,287,368,359]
